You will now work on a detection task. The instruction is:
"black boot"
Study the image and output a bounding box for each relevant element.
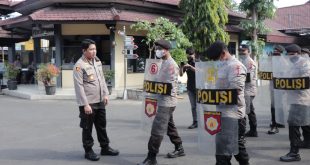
[167,144,185,158]
[245,130,258,137]
[188,121,198,129]
[280,152,301,162]
[137,152,157,165]
[101,146,119,156]
[84,148,100,161]
[267,126,279,135]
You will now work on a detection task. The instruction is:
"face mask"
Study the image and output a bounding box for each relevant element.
[155,50,164,58]
[289,55,299,63]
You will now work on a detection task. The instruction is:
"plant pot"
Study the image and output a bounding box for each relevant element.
[45,85,56,95]
[107,84,112,95]
[7,79,17,90]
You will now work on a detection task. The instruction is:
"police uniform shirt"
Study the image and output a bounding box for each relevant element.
[73,56,109,106]
[156,56,179,107]
[216,56,247,119]
[240,56,257,96]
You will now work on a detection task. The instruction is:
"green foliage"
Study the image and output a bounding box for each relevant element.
[131,17,191,53]
[3,62,20,80]
[239,0,276,20]
[103,70,114,84]
[179,0,230,53]
[170,48,187,66]
[239,0,276,58]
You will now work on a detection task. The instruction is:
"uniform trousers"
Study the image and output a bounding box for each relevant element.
[79,102,110,151]
[148,106,182,154]
[247,96,257,131]
[216,118,250,165]
[187,90,197,122]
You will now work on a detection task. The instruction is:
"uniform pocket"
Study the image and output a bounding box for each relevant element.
[85,69,96,82]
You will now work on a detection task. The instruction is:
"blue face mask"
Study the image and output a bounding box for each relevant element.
[289,55,299,63]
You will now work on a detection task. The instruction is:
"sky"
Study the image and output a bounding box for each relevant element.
[234,0,309,8]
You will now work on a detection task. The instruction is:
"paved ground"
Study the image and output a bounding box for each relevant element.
[0,85,309,165]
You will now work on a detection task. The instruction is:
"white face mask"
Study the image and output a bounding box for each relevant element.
[155,50,165,58]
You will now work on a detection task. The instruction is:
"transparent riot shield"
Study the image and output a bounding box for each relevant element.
[273,55,310,126]
[196,61,239,155]
[258,56,273,112]
[141,59,162,132]
[272,56,287,125]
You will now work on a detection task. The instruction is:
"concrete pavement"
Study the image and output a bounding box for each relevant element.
[0,85,309,165]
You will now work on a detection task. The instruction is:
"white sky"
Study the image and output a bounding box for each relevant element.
[234,0,309,8]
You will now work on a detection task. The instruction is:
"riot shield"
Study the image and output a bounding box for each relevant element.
[258,56,273,110]
[196,61,239,155]
[141,59,162,132]
[273,55,310,126]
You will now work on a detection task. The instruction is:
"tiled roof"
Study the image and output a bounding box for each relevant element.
[0,0,9,6]
[0,7,179,25]
[145,0,180,6]
[273,2,310,30]
[30,7,178,22]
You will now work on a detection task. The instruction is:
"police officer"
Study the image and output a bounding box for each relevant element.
[206,41,250,165]
[280,44,310,162]
[138,39,184,165]
[73,39,119,161]
[268,45,285,134]
[239,44,258,137]
[180,48,198,129]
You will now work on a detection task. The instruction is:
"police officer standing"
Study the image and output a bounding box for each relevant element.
[180,48,198,129]
[280,44,310,162]
[239,44,258,137]
[206,41,250,165]
[268,45,285,134]
[73,39,119,161]
[138,39,184,165]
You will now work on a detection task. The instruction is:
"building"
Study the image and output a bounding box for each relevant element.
[0,0,245,94]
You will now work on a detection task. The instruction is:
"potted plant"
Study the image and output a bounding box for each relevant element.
[35,63,60,95]
[4,62,20,90]
[103,70,114,95]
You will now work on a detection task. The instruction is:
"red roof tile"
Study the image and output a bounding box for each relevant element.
[29,7,178,22]
[273,2,310,30]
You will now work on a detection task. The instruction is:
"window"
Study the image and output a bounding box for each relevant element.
[127,36,150,73]
[62,35,110,69]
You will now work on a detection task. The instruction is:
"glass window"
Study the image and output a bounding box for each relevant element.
[62,35,110,69]
[127,36,151,73]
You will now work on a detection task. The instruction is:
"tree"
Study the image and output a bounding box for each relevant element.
[131,17,191,61]
[239,0,276,58]
[179,0,230,53]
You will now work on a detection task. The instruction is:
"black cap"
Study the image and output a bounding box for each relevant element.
[154,39,171,50]
[301,48,310,54]
[285,44,301,53]
[238,44,250,51]
[274,45,285,53]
